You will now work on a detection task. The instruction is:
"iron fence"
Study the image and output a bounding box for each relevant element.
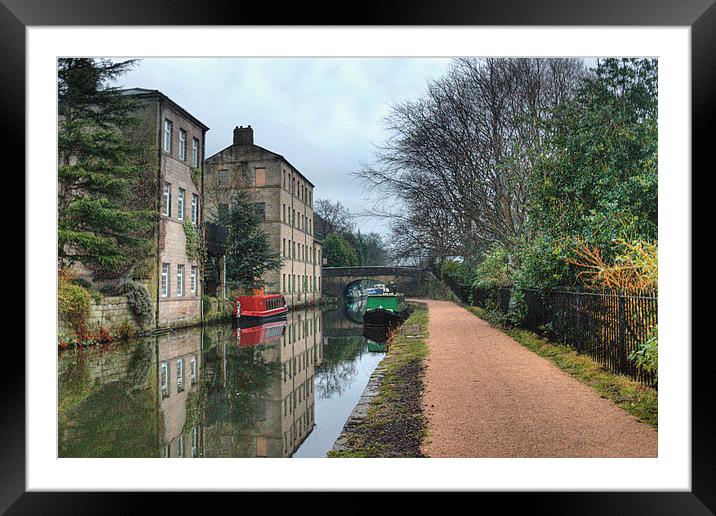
[445,280,657,387]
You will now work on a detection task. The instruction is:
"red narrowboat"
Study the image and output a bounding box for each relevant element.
[234,292,288,324]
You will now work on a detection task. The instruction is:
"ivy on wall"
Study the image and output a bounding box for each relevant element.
[183,218,200,262]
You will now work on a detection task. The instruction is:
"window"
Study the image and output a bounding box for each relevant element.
[163,119,173,153]
[191,194,198,224]
[218,169,228,186]
[177,435,184,458]
[190,266,197,294]
[178,188,185,219]
[176,358,184,392]
[255,202,266,220]
[162,182,171,216]
[192,137,199,167]
[283,238,286,257]
[283,204,286,222]
[179,129,186,160]
[255,167,266,186]
[191,426,199,457]
[176,265,184,297]
[283,274,286,292]
[160,361,169,398]
[161,263,169,297]
[190,355,197,385]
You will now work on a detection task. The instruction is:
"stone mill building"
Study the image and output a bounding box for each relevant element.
[204,125,323,307]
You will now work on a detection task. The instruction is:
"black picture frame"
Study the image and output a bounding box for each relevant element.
[4,0,707,512]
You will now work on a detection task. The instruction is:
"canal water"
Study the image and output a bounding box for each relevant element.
[58,301,386,458]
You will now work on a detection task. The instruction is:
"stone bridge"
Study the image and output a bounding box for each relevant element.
[322,266,439,298]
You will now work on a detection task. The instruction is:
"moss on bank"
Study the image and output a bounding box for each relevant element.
[465,306,658,429]
[328,308,429,457]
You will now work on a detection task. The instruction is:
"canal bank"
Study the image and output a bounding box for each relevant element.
[329,305,429,458]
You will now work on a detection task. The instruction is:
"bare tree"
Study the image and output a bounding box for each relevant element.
[313,199,354,238]
[356,58,585,264]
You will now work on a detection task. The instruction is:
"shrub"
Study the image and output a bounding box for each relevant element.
[58,274,92,333]
[507,288,528,326]
[202,295,212,315]
[95,326,113,344]
[629,325,658,379]
[567,238,657,291]
[472,245,511,288]
[117,319,135,340]
[123,281,153,321]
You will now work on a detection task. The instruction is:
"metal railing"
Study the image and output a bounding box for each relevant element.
[445,279,657,387]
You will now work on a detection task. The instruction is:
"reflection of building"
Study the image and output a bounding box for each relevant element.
[58,307,324,458]
[204,126,322,307]
[157,329,203,458]
[201,307,323,457]
[278,308,324,456]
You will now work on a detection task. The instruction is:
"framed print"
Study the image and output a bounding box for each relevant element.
[5,0,709,512]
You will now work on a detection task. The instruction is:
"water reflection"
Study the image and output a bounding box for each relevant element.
[58,301,387,458]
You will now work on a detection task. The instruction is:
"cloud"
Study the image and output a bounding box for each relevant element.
[116,57,453,234]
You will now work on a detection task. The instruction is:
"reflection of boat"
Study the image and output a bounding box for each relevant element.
[343,298,367,324]
[363,324,391,344]
[233,293,288,324]
[347,285,366,299]
[363,293,413,329]
[235,319,287,348]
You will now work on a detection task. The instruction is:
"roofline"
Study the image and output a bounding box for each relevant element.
[120,88,210,131]
[206,142,315,188]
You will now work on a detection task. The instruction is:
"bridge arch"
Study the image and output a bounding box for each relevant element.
[322,266,433,298]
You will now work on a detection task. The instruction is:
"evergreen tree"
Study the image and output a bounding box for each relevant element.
[58,58,154,278]
[323,234,358,267]
[217,190,282,289]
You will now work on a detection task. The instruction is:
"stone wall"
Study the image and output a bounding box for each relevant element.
[59,295,153,339]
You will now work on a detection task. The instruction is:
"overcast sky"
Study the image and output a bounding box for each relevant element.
[114,58,453,234]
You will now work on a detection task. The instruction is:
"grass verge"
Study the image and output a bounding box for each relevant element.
[328,308,429,457]
[465,306,657,429]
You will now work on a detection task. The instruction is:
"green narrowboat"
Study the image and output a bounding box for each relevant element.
[363,293,413,328]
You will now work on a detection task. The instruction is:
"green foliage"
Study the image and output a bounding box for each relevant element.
[341,230,389,266]
[58,58,155,279]
[629,325,658,380]
[122,281,152,321]
[202,295,212,315]
[528,58,658,278]
[215,189,282,289]
[323,233,359,267]
[440,258,475,284]
[514,234,574,290]
[116,319,135,340]
[472,245,511,288]
[58,275,92,332]
[190,167,202,190]
[183,218,200,262]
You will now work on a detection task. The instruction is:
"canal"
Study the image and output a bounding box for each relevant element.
[58,301,386,458]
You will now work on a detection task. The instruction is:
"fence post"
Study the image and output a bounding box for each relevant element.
[618,293,627,372]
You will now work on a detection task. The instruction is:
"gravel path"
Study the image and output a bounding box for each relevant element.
[421,300,658,457]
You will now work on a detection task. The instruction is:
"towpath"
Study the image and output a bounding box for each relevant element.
[420,300,657,457]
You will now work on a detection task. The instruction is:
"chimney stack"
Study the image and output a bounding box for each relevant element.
[233,125,254,146]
